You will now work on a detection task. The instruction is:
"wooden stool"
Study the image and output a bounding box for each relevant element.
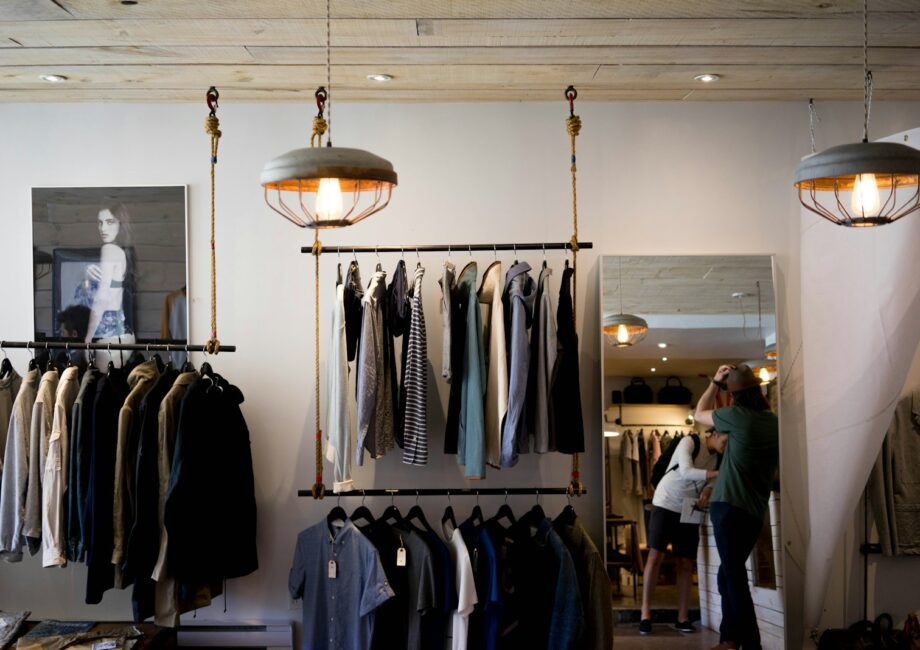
[605,516,645,600]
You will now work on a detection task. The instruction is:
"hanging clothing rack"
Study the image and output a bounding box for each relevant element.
[297,487,585,497]
[300,241,593,255]
[0,340,236,353]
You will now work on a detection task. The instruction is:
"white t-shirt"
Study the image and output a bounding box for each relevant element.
[444,525,477,650]
[652,436,717,513]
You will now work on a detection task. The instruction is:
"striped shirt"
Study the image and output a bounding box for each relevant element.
[402,266,429,466]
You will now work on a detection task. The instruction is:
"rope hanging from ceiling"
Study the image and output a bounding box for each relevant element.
[565,85,585,498]
[204,86,222,355]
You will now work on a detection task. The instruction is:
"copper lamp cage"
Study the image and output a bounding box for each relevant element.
[793,0,920,228]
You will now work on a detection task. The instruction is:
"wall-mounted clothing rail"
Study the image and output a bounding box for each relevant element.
[300,241,593,255]
[297,487,585,497]
[0,340,236,353]
[616,423,694,427]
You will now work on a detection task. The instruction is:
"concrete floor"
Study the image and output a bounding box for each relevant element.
[616,622,720,648]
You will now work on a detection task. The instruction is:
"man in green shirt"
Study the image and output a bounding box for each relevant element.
[695,364,779,650]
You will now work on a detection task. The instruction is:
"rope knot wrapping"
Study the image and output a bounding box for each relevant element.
[311,115,328,148]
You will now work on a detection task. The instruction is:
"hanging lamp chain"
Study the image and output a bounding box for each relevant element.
[862,0,872,142]
[808,98,818,154]
[204,86,222,355]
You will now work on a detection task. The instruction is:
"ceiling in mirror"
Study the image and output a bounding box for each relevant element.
[602,255,775,378]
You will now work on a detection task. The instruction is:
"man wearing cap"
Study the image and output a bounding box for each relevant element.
[695,364,779,650]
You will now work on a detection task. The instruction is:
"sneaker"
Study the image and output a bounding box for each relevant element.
[674,620,696,633]
[639,619,652,635]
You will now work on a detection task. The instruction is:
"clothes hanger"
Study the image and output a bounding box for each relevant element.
[0,342,11,379]
[441,490,457,533]
[350,490,375,530]
[403,491,433,534]
[415,248,421,270]
[380,492,403,527]
[326,494,348,536]
[375,247,382,273]
[555,492,577,528]
[336,260,343,286]
[106,343,115,375]
[542,243,547,270]
[524,489,546,524]
[468,490,484,528]
[512,243,518,266]
[489,490,516,529]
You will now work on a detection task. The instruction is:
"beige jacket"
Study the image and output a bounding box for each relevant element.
[41,366,80,567]
[112,359,159,584]
[478,261,507,469]
[24,370,59,548]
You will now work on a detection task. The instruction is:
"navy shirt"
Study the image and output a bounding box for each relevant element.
[460,519,501,650]
[289,519,394,650]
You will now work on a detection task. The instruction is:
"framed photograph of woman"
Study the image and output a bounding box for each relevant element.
[32,186,188,354]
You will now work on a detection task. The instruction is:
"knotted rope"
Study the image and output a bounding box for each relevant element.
[204,87,222,355]
[565,85,585,497]
[311,230,326,499]
[311,87,329,148]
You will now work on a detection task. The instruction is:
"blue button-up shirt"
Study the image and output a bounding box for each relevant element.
[289,519,394,650]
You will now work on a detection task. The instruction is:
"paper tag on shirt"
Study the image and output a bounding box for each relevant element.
[92,642,118,650]
[328,560,337,579]
[396,547,407,567]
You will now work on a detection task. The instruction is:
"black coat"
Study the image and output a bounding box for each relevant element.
[165,376,258,584]
[551,264,585,454]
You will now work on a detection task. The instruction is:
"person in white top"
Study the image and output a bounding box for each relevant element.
[639,429,728,636]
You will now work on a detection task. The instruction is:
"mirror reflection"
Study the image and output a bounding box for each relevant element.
[600,255,783,646]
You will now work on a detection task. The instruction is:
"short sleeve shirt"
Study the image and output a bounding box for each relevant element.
[289,519,394,650]
[711,405,779,519]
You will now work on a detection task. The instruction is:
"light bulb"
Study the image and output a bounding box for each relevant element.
[759,367,772,384]
[616,324,630,344]
[316,178,344,222]
[850,173,881,216]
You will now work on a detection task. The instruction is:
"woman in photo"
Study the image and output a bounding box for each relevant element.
[72,202,135,364]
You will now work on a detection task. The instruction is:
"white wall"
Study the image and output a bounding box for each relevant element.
[1,100,918,644]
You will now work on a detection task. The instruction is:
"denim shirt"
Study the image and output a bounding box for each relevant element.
[289,519,394,650]
[500,262,535,467]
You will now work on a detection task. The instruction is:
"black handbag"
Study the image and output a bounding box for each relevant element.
[623,378,653,404]
[657,376,693,405]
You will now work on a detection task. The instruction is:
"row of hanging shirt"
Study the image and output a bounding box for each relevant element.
[619,428,695,497]
[0,351,256,627]
[325,254,586,489]
[289,497,611,650]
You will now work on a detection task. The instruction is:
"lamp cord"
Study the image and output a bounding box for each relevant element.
[808,98,818,154]
[862,0,872,142]
[326,0,332,146]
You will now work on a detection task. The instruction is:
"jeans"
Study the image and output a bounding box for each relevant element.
[710,502,764,649]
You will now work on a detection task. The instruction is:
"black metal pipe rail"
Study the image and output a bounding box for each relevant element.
[297,487,585,497]
[300,241,593,255]
[0,340,236,353]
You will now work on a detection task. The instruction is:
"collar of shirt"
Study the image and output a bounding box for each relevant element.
[327,518,358,544]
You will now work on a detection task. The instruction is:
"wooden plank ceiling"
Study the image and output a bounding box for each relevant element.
[1,0,919,102]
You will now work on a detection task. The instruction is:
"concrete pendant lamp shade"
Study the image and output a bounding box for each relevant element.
[261,146,398,228]
[603,313,649,348]
[794,141,920,227]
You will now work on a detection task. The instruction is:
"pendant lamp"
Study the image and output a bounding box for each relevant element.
[743,358,777,385]
[603,257,648,348]
[260,0,397,229]
[794,0,920,227]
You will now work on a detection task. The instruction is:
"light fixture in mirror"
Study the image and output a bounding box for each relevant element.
[744,358,778,385]
[603,313,649,348]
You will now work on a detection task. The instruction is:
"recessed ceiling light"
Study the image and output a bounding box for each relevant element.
[694,73,720,83]
[651,367,657,373]
[39,74,67,83]
[661,357,668,362]
[658,343,668,349]
[367,74,393,82]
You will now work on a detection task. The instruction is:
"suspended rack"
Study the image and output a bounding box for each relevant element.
[300,241,593,255]
[297,487,585,497]
[0,339,236,353]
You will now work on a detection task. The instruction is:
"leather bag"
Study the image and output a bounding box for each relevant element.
[623,378,653,404]
[657,376,693,405]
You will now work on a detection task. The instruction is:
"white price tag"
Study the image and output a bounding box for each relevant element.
[396,547,407,567]
[328,560,337,579]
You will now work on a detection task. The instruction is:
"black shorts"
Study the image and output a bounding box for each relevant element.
[647,506,701,559]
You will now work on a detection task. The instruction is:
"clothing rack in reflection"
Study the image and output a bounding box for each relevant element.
[300,241,593,255]
[0,339,237,353]
[297,487,585,497]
